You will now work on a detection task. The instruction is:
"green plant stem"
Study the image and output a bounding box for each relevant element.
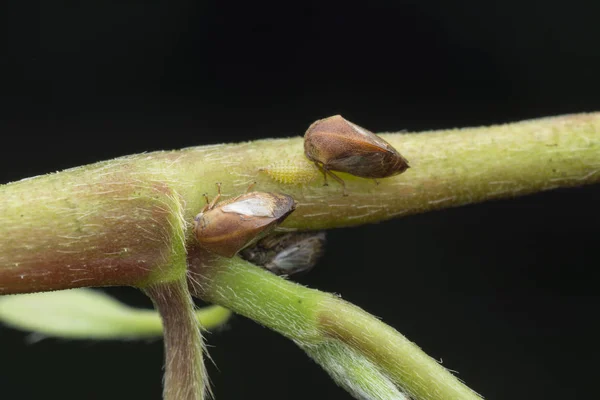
[1,113,598,400]
[301,341,408,400]
[2,113,599,294]
[189,252,481,400]
[145,277,209,400]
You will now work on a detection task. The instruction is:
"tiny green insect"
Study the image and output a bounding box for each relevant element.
[259,158,318,185]
[193,184,297,258]
[304,115,410,195]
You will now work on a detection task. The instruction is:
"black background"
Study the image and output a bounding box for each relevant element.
[1,1,600,399]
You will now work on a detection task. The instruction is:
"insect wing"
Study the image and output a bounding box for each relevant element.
[194,192,296,258]
[242,232,326,276]
[305,115,386,154]
[267,234,325,275]
[304,115,409,178]
[325,151,406,178]
[221,196,276,217]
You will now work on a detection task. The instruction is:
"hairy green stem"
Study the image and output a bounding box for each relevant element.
[1,113,599,400]
[1,113,599,294]
[301,341,408,400]
[189,251,481,400]
[145,277,209,400]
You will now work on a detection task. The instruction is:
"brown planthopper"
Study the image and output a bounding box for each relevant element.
[304,115,410,195]
[240,232,326,276]
[193,184,297,258]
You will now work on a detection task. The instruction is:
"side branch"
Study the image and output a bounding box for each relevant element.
[145,277,209,400]
[189,251,481,400]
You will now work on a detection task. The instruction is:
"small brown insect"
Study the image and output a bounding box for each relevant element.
[240,232,326,276]
[193,184,297,258]
[304,115,410,195]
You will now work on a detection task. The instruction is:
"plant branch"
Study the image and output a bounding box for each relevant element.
[2,113,599,294]
[188,250,481,400]
[145,277,210,400]
[1,112,599,400]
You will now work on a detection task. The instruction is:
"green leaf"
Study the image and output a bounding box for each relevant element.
[0,289,231,340]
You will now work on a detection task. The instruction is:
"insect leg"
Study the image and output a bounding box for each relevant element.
[208,183,222,210]
[324,169,348,197]
[200,193,210,213]
[313,161,329,186]
[244,181,257,193]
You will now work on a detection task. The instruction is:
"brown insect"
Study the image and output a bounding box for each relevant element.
[240,232,326,276]
[304,115,410,195]
[193,183,297,258]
